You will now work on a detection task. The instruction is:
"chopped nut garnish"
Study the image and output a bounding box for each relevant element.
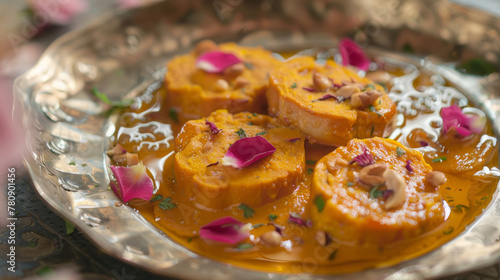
[351,89,382,108]
[312,72,331,91]
[335,85,361,98]
[107,144,126,156]
[359,163,387,187]
[382,169,407,210]
[366,71,391,84]
[194,40,218,56]
[126,153,139,166]
[426,171,446,187]
[213,79,229,92]
[234,76,250,89]
[224,63,245,78]
[260,230,282,247]
[315,230,332,246]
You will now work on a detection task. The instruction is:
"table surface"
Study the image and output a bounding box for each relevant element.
[1,1,500,279]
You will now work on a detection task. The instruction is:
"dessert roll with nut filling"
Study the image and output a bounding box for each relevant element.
[267,56,397,146]
[311,138,446,246]
[165,40,281,121]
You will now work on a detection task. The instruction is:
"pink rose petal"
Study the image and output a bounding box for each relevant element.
[110,162,154,203]
[441,105,483,137]
[206,121,221,135]
[314,94,339,102]
[302,87,317,92]
[196,51,242,73]
[288,213,312,228]
[285,137,301,143]
[221,136,276,168]
[339,38,371,71]
[405,160,413,172]
[200,216,250,244]
[349,146,374,166]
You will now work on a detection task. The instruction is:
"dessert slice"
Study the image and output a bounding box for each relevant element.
[267,56,397,146]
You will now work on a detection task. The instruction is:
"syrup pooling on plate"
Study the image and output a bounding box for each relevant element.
[110,51,499,274]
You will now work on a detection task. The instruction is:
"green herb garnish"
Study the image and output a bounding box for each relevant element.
[328,249,339,260]
[347,182,354,187]
[69,162,75,166]
[396,147,406,157]
[236,243,254,250]
[370,125,375,137]
[92,87,133,108]
[81,163,87,167]
[307,168,313,175]
[65,219,75,235]
[290,82,297,89]
[365,84,375,90]
[454,204,469,212]
[247,122,253,125]
[314,195,325,213]
[244,62,254,70]
[369,185,384,199]
[236,128,247,138]
[256,131,267,136]
[269,214,278,221]
[169,108,179,123]
[150,194,164,202]
[252,113,258,116]
[252,223,264,229]
[432,157,447,163]
[239,203,255,218]
[481,196,489,200]
[443,226,454,235]
[159,197,177,210]
[306,160,317,165]
[187,237,192,243]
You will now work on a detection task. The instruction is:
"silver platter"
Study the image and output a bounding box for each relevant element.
[14,0,500,279]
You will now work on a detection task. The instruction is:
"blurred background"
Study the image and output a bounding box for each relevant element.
[0,0,500,279]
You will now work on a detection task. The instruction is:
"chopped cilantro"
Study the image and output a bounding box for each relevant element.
[236,128,247,138]
[370,125,375,137]
[65,219,75,235]
[481,196,489,200]
[369,185,384,199]
[306,160,317,165]
[159,197,177,210]
[269,214,278,221]
[252,113,258,116]
[236,243,254,250]
[396,147,406,157]
[314,195,325,213]
[443,226,454,235]
[307,168,313,175]
[69,161,75,166]
[347,182,354,187]
[187,237,192,243]
[290,82,297,89]
[256,131,267,136]
[365,84,375,90]
[239,203,255,218]
[169,108,179,123]
[432,157,447,163]
[328,249,339,260]
[150,194,164,202]
[244,62,254,70]
[454,204,469,212]
[251,223,264,229]
[81,163,88,167]
[92,87,133,108]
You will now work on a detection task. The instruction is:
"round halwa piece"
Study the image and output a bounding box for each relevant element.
[311,138,445,246]
[174,110,305,210]
[267,56,397,146]
[165,41,281,121]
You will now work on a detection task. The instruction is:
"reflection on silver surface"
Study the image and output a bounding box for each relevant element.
[14,0,500,279]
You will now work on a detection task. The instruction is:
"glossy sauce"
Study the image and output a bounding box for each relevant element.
[113,59,499,274]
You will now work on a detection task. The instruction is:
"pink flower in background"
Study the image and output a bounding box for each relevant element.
[28,0,88,25]
[339,38,371,71]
